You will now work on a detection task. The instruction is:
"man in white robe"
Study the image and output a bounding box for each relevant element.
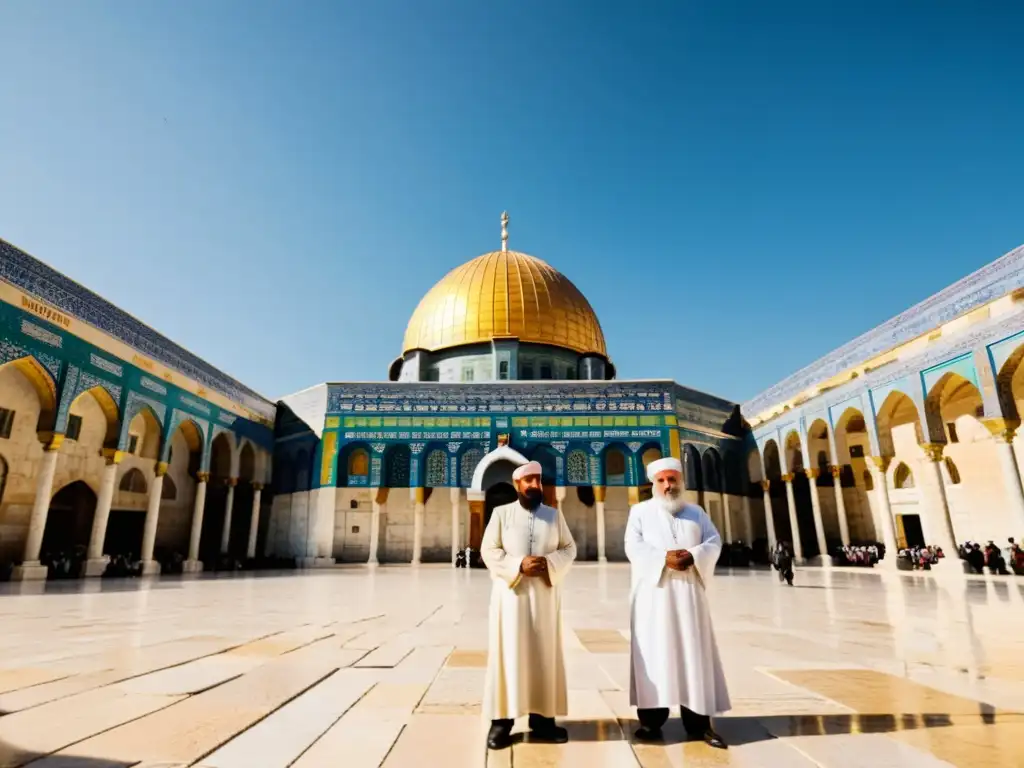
[625,457,730,749]
[481,460,577,750]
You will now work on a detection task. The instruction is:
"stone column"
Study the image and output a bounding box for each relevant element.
[741,494,753,542]
[921,444,958,558]
[829,465,851,546]
[760,480,776,549]
[804,468,829,563]
[555,485,567,519]
[869,457,898,565]
[246,482,263,560]
[411,486,425,565]
[719,490,733,543]
[369,488,385,566]
[782,473,803,559]
[83,450,124,577]
[450,486,461,565]
[139,462,167,575]
[985,421,1024,532]
[13,436,63,581]
[593,485,607,563]
[220,477,237,555]
[183,471,209,573]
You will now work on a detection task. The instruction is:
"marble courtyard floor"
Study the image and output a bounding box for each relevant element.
[1,565,1023,768]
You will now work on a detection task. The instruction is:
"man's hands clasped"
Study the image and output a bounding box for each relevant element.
[521,555,552,586]
[665,549,694,571]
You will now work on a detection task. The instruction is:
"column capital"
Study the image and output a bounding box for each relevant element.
[828,465,842,478]
[412,486,426,504]
[920,443,945,462]
[870,455,893,472]
[780,473,794,483]
[627,486,641,506]
[759,479,771,491]
[196,471,211,483]
[225,477,238,487]
[38,432,64,452]
[154,461,169,477]
[251,482,264,491]
[983,418,1019,443]
[555,485,567,502]
[592,485,606,503]
[102,448,124,466]
[804,468,820,480]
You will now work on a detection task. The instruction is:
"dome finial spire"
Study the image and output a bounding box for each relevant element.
[501,211,509,252]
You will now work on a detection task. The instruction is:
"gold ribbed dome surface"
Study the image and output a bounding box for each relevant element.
[402,250,607,357]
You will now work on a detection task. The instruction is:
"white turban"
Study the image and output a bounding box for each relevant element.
[512,460,543,481]
[646,457,683,483]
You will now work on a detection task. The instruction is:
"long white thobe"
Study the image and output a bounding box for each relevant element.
[481,500,577,721]
[625,499,731,716]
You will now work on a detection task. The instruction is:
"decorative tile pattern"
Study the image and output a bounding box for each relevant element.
[76,370,123,408]
[140,376,167,396]
[0,238,274,419]
[0,338,61,384]
[459,447,484,487]
[425,449,447,487]
[20,319,62,348]
[180,394,212,416]
[89,352,123,377]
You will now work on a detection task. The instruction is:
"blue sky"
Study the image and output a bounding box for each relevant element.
[1,1,1022,404]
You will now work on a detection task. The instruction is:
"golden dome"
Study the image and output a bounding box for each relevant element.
[402,249,608,357]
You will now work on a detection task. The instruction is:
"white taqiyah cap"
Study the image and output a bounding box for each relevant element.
[512,460,543,481]
[646,457,683,483]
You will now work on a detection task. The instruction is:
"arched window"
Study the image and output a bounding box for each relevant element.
[161,474,178,500]
[348,449,369,478]
[566,450,589,484]
[894,462,914,489]
[460,447,484,487]
[386,446,410,487]
[118,468,148,494]
[605,449,626,484]
[425,449,448,487]
[862,470,874,491]
[944,457,961,485]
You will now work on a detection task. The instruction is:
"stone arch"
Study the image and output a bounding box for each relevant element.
[924,372,986,445]
[762,438,792,545]
[69,385,121,448]
[995,340,1024,421]
[893,462,914,489]
[702,448,722,493]
[125,404,163,460]
[834,407,869,463]
[209,432,233,480]
[762,439,782,479]
[0,355,58,432]
[875,390,924,457]
[469,445,529,493]
[639,444,663,475]
[118,467,148,494]
[682,444,703,491]
[238,441,257,483]
[162,474,178,500]
[41,480,97,573]
[783,430,803,473]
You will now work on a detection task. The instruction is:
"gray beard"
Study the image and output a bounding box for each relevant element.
[654,492,685,515]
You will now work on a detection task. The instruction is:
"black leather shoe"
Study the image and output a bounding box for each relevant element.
[703,728,727,749]
[487,722,513,750]
[633,725,663,741]
[529,723,569,744]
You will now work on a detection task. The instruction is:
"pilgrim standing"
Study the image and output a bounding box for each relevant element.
[481,460,577,750]
[625,457,730,749]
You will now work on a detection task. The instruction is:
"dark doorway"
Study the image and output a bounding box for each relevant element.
[792,473,820,558]
[900,514,926,548]
[485,482,517,530]
[200,482,228,566]
[41,481,96,578]
[104,510,145,558]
